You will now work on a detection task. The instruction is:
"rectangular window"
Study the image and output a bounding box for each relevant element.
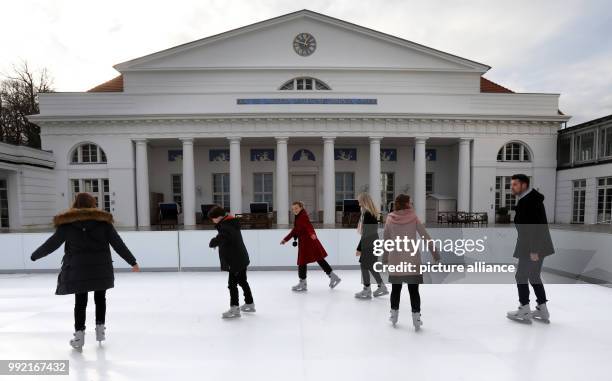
[558,135,572,165]
[495,176,518,211]
[426,172,434,193]
[574,131,596,162]
[381,172,394,212]
[213,173,230,210]
[335,172,355,208]
[70,178,111,212]
[0,179,8,228]
[597,176,612,224]
[253,173,273,211]
[572,179,586,224]
[171,174,182,208]
[600,126,612,158]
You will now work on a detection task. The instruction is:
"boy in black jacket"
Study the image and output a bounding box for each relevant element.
[208,206,255,318]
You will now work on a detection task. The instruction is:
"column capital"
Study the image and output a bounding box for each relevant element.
[179,137,194,144]
[227,136,242,143]
[458,137,473,144]
[322,136,336,142]
[134,138,148,144]
[369,136,383,142]
[275,136,289,143]
[414,136,428,143]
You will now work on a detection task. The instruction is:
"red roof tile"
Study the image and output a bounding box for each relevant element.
[480,77,514,93]
[87,75,124,92]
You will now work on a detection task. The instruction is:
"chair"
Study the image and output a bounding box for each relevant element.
[158,203,179,230]
[200,204,217,225]
[342,199,361,228]
[249,202,272,229]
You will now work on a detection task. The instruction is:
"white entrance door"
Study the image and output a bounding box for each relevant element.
[0,179,8,228]
[291,174,317,222]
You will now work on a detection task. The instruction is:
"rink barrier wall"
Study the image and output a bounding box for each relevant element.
[1,228,611,283]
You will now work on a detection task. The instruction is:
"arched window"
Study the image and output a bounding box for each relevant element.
[70,143,107,164]
[279,77,331,91]
[497,141,531,162]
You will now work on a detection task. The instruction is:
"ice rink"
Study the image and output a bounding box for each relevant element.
[1,270,611,381]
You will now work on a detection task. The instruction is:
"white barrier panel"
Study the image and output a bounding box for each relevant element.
[1,228,611,282]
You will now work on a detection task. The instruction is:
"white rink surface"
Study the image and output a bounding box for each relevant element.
[0,271,611,381]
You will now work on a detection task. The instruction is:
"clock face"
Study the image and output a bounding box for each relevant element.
[293,33,316,56]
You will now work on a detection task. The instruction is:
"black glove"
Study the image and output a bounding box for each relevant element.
[209,238,217,248]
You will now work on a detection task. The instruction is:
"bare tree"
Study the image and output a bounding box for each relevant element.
[0,61,54,148]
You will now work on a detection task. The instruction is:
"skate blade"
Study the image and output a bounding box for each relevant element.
[532,317,550,324]
[329,279,341,289]
[506,315,532,324]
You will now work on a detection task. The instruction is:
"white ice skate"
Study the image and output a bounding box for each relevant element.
[240,303,256,313]
[506,304,532,324]
[412,312,423,331]
[531,303,550,323]
[292,279,307,292]
[95,324,106,343]
[70,330,85,349]
[328,272,342,289]
[373,283,389,297]
[389,309,399,327]
[354,286,372,299]
[222,306,241,319]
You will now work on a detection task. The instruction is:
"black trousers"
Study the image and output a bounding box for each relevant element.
[360,261,383,287]
[228,269,254,307]
[298,259,332,280]
[515,257,547,306]
[390,283,420,312]
[74,290,106,331]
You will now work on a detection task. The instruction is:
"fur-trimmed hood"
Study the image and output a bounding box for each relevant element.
[53,208,114,227]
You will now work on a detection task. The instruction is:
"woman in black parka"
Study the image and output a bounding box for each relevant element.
[208,206,254,319]
[354,192,388,299]
[30,193,139,349]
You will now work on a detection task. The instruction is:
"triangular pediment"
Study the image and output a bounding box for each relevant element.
[114,9,490,73]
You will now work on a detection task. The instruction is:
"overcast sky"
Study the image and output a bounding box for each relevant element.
[1,0,610,125]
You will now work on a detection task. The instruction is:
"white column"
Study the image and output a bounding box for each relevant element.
[369,137,382,210]
[134,139,150,227]
[413,137,427,222]
[180,137,196,226]
[228,137,242,214]
[275,137,289,225]
[322,136,336,225]
[457,138,471,212]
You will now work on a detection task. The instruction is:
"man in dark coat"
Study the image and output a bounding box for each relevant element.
[507,174,554,323]
[208,206,254,318]
[30,192,139,349]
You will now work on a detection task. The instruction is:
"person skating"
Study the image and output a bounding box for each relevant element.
[383,194,438,330]
[280,201,341,291]
[354,192,388,299]
[506,174,554,324]
[208,206,255,319]
[30,193,140,350]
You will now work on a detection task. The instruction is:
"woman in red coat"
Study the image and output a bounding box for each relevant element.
[281,201,341,292]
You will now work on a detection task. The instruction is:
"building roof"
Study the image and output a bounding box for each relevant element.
[479,77,513,93]
[559,113,612,134]
[113,9,492,73]
[87,75,124,92]
[88,74,515,94]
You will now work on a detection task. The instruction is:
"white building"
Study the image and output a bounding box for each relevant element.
[555,114,612,224]
[18,9,568,229]
[0,141,55,229]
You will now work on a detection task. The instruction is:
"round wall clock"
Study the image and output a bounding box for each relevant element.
[293,33,316,56]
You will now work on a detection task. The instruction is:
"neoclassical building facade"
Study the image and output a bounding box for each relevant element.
[25,9,568,228]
